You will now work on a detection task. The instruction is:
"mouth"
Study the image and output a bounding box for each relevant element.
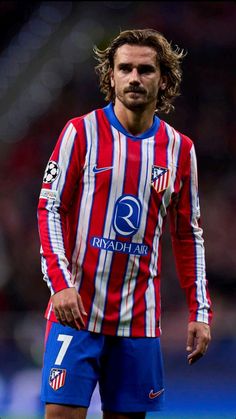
[125,90,146,98]
[125,87,146,95]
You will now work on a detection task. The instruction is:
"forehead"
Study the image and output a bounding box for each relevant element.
[114,44,158,66]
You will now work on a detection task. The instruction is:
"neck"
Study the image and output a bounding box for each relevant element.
[113,100,156,136]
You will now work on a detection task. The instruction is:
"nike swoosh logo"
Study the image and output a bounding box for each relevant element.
[93,165,113,174]
[149,388,164,399]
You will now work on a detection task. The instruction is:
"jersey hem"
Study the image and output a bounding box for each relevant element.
[44,313,161,337]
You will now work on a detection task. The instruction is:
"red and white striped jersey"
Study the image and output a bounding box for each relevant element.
[37,103,212,337]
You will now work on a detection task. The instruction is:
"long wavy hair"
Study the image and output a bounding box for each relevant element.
[93,29,186,114]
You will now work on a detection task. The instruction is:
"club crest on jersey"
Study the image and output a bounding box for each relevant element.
[151,165,170,193]
[43,161,60,183]
[49,368,66,391]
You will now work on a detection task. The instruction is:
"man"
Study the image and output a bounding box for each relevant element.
[38,29,212,419]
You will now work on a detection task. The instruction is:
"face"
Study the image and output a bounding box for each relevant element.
[110,44,166,112]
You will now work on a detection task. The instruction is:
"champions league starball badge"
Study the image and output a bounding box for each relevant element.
[43,161,60,183]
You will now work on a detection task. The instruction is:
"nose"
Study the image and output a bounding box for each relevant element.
[129,68,140,84]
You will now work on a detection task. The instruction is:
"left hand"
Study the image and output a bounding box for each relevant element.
[186,321,211,365]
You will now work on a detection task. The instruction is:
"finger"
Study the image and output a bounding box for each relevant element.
[188,350,203,365]
[54,308,74,328]
[186,329,195,352]
[64,310,81,330]
[77,295,87,316]
[187,341,208,365]
[54,309,60,320]
[56,311,67,326]
[71,307,86,328]
[60,307,83,330]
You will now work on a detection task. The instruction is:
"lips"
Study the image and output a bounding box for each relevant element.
[125,87,146,94]
[127,91,145,95]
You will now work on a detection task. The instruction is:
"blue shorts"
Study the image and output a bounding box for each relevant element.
[41,321,165,412]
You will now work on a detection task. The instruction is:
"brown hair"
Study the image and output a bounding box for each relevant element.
[93,28,186,114]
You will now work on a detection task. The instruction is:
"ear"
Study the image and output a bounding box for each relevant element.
[110,70,115,88]
[160,75,167,90]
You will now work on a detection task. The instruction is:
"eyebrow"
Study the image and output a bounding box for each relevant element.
[117,63,157,71]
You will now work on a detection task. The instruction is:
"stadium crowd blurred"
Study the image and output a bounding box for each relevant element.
[0,1,235,415]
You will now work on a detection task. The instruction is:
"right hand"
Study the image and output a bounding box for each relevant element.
[51,287,87,330]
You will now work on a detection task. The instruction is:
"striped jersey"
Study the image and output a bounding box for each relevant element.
[37,103,212,337]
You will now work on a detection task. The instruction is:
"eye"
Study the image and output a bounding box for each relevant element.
[138,65,155,74]
[119,64,131,73]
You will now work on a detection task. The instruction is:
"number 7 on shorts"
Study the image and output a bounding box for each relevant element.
[55,334,73,365]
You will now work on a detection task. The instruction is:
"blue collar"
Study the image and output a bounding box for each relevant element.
[103,103,160,140]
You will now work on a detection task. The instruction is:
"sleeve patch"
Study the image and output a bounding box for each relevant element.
[40,188,58,200]
[43,161,60,183]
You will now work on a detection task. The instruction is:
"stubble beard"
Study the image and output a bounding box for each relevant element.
[117,91,148,112]
[115,83,159,112]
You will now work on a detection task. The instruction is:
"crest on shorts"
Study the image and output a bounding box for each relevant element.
[151,165,170,192]
[49,368,66,391]
[43,161,60,183]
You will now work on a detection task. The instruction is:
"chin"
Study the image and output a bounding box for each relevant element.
[126,101,146,111]
[118,95,146,111]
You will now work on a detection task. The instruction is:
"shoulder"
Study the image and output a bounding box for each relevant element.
[161,119,194,151]
[67,107,104,131]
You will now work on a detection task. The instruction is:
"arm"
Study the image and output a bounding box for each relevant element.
[37,121,86,329]
[169,141,212,363]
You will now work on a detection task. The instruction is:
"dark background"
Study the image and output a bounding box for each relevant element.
[0,1,235,418]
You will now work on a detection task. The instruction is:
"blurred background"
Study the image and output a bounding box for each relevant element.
[0,1,235,418]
